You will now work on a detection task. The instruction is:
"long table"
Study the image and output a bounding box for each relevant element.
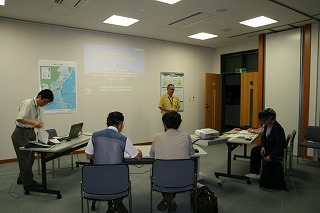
[214,131,259,184]
[20,138,207,198]
[20,135,91,199]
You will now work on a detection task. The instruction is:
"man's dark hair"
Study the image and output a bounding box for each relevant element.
[162,111,182,129]
[37,89,54,102]
[107,111,124,126]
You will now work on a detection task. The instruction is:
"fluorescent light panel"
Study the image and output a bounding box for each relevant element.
[188,32,218,40]
[103,15,139,27]
[0,0,5,6]
[156,0,181,5]
[240,16,278,28]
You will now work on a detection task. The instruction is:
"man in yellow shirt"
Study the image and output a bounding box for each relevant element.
[158,84,180,115]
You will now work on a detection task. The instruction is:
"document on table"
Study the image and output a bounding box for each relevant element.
[224,132,255,140]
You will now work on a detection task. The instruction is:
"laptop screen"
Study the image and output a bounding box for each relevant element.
[66,122,83,141]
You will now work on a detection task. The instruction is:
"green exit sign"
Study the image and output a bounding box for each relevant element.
[235,68,247,73]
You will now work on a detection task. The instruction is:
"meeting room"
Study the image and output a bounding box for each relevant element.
[1,0,320,213]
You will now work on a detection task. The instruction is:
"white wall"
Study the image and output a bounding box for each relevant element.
[0,19,215,160]
[309,22,320,126]
[265,29,301,155]
[265,24,320,158]
[309,22,320,159]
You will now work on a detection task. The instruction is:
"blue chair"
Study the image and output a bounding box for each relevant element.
[150,159,197,212]
[81,164,132,213]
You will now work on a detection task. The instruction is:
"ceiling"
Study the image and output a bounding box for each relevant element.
[0,0,320,48]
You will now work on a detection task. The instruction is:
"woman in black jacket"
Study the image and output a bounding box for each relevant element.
[246,108,286,179]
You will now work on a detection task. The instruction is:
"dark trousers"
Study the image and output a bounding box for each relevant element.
[250,145,263,175]
[11,127,36,187]
[161,192,176,200]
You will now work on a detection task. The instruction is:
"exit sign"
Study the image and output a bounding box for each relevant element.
[235,68,247,73]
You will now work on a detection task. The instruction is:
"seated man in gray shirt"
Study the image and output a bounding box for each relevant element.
[85,111,142,213]
[150,111,195,212]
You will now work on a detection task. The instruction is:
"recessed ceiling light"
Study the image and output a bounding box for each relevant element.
[156,0,181,5]
[0,0,5,6]
[188,32,218,40]
[103,15,139,27]
[240,16,278,28]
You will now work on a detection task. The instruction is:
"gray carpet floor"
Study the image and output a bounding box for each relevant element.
[1,143,320,213]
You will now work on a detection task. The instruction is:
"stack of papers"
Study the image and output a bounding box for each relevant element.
[225,133,254,140]
[49,139,61,144]
[29,141,51,148]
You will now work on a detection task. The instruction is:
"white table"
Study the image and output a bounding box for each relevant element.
[20,135,91,198]
[214,131,259,184]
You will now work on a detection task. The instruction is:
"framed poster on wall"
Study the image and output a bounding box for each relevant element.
[160,72,184,111]
[39,60,77,114]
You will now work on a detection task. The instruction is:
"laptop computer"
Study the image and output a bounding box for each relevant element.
[52,122,84,141]
[66,122,84,141]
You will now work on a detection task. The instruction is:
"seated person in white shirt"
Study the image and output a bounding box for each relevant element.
[85,111,142,213]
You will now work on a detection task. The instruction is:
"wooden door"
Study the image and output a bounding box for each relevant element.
[205,73,222,133]
[240,72,260,128]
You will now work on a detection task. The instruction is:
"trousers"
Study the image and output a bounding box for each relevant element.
[250,145,263,174]
[11,127,36,187]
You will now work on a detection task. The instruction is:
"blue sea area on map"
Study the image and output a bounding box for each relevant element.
[61,68,76,109]
[44,67,76,111]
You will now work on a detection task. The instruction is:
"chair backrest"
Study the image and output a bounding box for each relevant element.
[305,126,320,142]
[46,129,58,139]
[82,164,129,199]
[151,159,195,192]
[290,130,297,146]
[285,134,291,147]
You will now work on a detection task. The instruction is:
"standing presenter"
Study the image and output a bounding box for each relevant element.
[158,84,180,115]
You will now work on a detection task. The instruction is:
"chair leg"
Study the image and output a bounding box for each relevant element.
[86,199,89,213]
[283,150,287,176]
[150,186,153,213]
[52,159,55,178]
[297,146,299,164]
[129,181,132,213]
[37,153,40,175]
[289,146,293,175]
[81,184,84,213]
[58,157,61,168]
[71,152,74,170]
[194,188,197,213]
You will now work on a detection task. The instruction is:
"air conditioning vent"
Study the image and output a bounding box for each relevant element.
[168,12,216,28]
[52,0,90,9]
[54,0,63,4]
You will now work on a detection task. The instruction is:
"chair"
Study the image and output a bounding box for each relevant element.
[297,126,320,163]
[81,164,132,213]
[150,159,197,213]
[287,130,296,175]
[281,133,291,175]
